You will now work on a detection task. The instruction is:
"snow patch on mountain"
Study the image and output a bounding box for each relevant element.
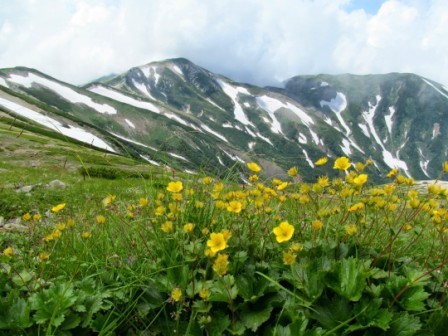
[320,92,347,114]
[256,132,273,146]
[125,119,135,129]
[200,124,228,143]
[340,139,352,156]
[110,132,157,151]
[256,95,314,130]
[358,123,370,138]
[309,129,322,146]
[385,106,395,134]
[169,152,188,161]
[8,73,117,115]
[218,80,253,127]
[0,77,8,87]
[205,98,225,111]
[140,66,160,84]
[140,155,161,166]
[164,112,198,130]
[132,80,156,100]
[222,149,245,163]
[422,78,448,100]
[298,133,307,144]
[0,97,116,152]
[248,141,256,150]
[362,95,409,174]
[172,65,184,77]
[302,149,315,168]
[89,85,160,113]
[418,148,430,178]
[255,95,284,134]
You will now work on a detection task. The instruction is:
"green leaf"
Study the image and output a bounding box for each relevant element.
[209,275,238,302]
[208,312,231,336]
[326,257,366,302]
[353,298,392,330]
[0,296,32,330]
[309,296,352,330]
[30,283,77,327]
[385,312,421,336]
[399,286,429,311]
[239,301,274,332]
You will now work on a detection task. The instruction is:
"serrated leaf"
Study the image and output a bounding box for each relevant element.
[386,312,421,336]
[0,297,32,329]
[399,286,429,311]
[208,312,231,336]
[240,301,273,332]
[326,257,366,301]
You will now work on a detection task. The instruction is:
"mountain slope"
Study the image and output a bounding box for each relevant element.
[1,59,448,182]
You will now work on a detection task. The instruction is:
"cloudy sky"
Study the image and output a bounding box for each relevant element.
[0,0,447,86]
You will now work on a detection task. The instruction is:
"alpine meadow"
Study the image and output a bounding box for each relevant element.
[1,58,448,335]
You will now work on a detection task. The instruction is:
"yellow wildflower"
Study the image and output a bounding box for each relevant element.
[161,221,173,233]
[56,223,66,231]
[139,198,148,207]
[273,221,295,243]
[247,162,261,173]
[195,201,204,208]
[348,202,365,212]
[67,218,75,227]
[3,247,14,257]
[199,287,210,300]
[202,176,213,185]
[312,220,323,231]
[277,182,288,191]
[355,162,365,171]
[317,176,330,188]
[166,181,183,193]
[51,203,66,213]
[345,224,357,236]
[213,254,229,276]
[403,224,413,231]
[172,193,182,202]
[215,200,226,209]
[290,243,303,252]
[38,252,50,261]
[81,231,91,239]
[22,213,31,221]
[201,228,209,235]
[96,215,106,224]
[102,195,116,206]
[282,252,296,265]
[288,166,298,177]
[207,233,227,253]
[171,288,182,302]
[443,161,448,173]
[227,201,242,214]
[183,223,195,233]
[155,206,165,216]
[33,213,42,221]
[387,168,398,178]
[315,157,328,166]
[353,174,368,187]
[221,229,232,241]
[334,157,351,171]
[249,174,259,183]
[52,229,61,239]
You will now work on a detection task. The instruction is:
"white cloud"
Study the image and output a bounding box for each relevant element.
[0,0,447,87]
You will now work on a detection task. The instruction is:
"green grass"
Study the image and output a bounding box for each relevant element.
[2,120,448,335]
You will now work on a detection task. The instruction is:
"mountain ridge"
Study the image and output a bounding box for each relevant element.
[1,58,447,182]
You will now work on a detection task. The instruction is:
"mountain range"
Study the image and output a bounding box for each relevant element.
[1,57,448,182]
